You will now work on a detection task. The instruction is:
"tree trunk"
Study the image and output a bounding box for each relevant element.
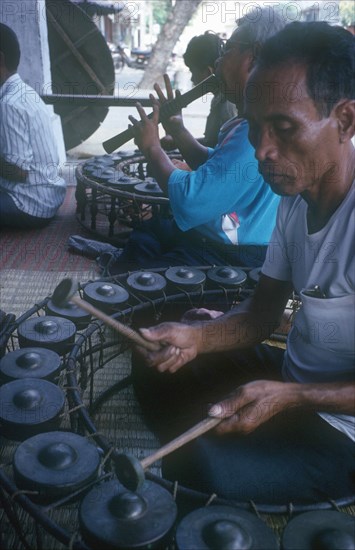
[139,0,202,89]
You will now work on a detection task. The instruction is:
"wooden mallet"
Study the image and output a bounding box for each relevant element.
[114,415,222,492]
[52,279,223,492]
[51,278,160,351]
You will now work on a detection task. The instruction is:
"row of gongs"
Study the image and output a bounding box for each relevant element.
[0,267,254,441]
[5,424,355,550]
[1,266,255,369]
[6,423,355,550]
[4,417,355,549]
[0,274,354,549]
[81,153,164,196]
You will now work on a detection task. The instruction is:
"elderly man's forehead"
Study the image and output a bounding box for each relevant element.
[246,63,309,106]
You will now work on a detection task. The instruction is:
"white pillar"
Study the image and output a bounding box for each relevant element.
[0,0,66,163]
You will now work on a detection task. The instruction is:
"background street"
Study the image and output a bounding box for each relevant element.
[67,65,212,161]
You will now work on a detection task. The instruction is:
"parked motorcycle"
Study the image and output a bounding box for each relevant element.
[129,47,152,69]
[108,42,152,71]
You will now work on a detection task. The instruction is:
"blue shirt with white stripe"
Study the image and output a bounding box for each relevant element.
[168,117,280,245]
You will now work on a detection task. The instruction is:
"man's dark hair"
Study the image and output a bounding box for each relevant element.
[0,23,21,71]
[256,21,355,116]
[183,32,222,70]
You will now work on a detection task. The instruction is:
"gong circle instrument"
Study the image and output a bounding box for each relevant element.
[0,266,353,549]
[75,151,177,245]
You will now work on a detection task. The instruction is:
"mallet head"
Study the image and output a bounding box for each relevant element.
[114,453,145,492]
[52,278,79,307]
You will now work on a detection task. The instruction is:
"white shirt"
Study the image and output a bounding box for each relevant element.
[0,74,66,218]
[262,182,355,441]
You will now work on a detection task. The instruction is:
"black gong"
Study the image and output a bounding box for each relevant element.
[0,379,65,440]
[90,168,118,184]
[175,505,279,550]
[91,155,116,167]
[46,299,92,329]
[83,282,129,313]
[83,160,116,177]
[17,316,76,355]
[79,479,177,549]
[13,431,101,503]
[165,266,206,291]
[46,0,115,150]
[0,347,61,383]
[105,174,142,190]
[207,266,247,288]
[134,181,164,196]
[126,272,167,296]
[282,510,355,550]
[83,162,101,177]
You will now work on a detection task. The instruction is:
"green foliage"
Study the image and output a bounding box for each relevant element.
[152,0,172,26]
[339,0,355,26]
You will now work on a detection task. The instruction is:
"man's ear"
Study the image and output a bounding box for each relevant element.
[334,99,355,143]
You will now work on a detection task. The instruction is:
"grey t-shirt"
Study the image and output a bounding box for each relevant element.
[262,182,355,440]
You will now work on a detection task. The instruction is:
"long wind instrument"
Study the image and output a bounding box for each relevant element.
[102,74,220,153]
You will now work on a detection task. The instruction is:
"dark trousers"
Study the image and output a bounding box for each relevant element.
[0,191,52,229]
[109,218,267,274]
[132,344,355,504]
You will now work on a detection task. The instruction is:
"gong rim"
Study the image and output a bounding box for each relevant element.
[134,181,164,196]
[207,266,247,288]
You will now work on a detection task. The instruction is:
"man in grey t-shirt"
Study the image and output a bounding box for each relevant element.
[132,22,355,504]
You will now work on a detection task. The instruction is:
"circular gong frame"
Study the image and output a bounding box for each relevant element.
[0,267,353,549]
[75,152,178,245]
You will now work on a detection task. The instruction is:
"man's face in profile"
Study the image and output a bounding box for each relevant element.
[245,62,341,197]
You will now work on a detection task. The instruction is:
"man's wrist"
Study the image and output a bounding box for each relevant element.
[0,156,28,182]
[192,322,208,355]
[170,125,188,141]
